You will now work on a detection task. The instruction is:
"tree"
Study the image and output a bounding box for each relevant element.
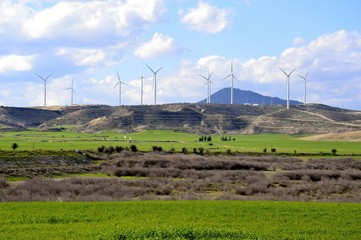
[130,144,138,152]
[12,143,19,151]
[207,135,212,142]
[198,147,204,155]
[181,147,188,154]
[331,148,337,155]
[97,145,105,153]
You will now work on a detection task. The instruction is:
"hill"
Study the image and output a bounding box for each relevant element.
[198,87,303,105]
[1,103,361,135]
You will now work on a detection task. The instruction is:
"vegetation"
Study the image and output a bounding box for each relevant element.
[0,201,360,240]
[0,129,360,155]
[1,153,361,202]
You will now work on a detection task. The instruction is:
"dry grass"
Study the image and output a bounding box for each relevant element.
[1,153,361,202]
[301,131,361,141]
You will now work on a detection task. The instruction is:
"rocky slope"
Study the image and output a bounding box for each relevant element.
[1,104,361,134]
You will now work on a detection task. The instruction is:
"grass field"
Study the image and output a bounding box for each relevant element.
[0,201,360,240]
[0,129,360,154]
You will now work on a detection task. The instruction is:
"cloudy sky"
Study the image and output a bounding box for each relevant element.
[1,0,361,109]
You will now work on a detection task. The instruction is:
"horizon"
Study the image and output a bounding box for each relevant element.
[1,1,361,110]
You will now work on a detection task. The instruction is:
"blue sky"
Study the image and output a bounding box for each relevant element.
[1,0,361,109]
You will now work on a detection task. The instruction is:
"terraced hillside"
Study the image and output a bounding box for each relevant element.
[1,104,361,134]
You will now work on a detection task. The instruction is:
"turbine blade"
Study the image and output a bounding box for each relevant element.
[117,70,121,81]
[35,73,45,80]
[279,67,287,76]
[44,73,52,80]
[222,74,231,81]
[146,64,155,74]
[199,74,208,80]
[289,68,296,76]
[155,67,163,74]
[305,71,309,78]
[114,82,119,88]
[298,74,305,80]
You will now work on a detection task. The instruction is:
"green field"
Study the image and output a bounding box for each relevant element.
[0,201,360,239]
[0,129,360,154]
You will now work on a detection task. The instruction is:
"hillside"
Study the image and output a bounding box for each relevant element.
[198,87,303,105]
[1,103,361,135]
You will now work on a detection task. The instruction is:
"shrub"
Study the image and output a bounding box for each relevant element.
[115,146,124,153]
[198,148,204,155]
[11,143,19,151]
[130,145,138,153]
[98,145,105,153]
[263,148,267,153]
[193,148,197,154]
[271,148,277,153]
[226,149,232,155]
[331,149,337,155]
[207,136,212,142]
[181,147,188,154]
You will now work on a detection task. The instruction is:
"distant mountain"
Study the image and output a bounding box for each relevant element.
[198,87,302,105]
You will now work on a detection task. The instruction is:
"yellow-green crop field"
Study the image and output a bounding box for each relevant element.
[0,129,360,154]
[1,201,360,240]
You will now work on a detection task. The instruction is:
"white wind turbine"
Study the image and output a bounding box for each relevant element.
[146,64,162,105]
[222,60,239,104]
[279,67,296,110]
[35,73,52,107]
[138,67,151,105]
[200,71,214,104]
[298,71,309,105]
[114,70,128,106]
[64,77,76,105]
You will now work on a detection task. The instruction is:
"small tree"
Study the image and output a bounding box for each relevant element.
[97,145,105,153]
[12,143,19,151]
[181,147,188,154]
[207,135,212,142]
[198,147,204,155]
[130,144,138,153]
[331,148,337,155]
[271,148,277,153]
[263,148,267,153]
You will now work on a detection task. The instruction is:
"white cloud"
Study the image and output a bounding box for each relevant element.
[134,33,181,59]
[22,0,165,42]
[0,55,34,73]
[56,48,107,66]
[180,1,230,34]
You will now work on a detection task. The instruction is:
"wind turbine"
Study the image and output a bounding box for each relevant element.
[279,67,296,110]
[200,71,214,104]
[146,64,162,105]
[114,70,128,106]
[298,71,309,105]
[35,73,52,107]
[64,77,76,105]
[138,67,151,105]
[222,60,239,104]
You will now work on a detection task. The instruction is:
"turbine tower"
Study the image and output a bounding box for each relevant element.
[222,60,239,104]
[146,64,162,105]
[298,71,309,105]
[200,71,214,104]
[64,77,76,105]
[114,70,128,106]
[35,73,52,107]
[279,67,296,110]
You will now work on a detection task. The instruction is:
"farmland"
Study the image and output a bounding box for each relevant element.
[1,129,361,154]
[1,201,360,239]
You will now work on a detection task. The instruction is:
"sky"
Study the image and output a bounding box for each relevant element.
[1,0,361,110]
